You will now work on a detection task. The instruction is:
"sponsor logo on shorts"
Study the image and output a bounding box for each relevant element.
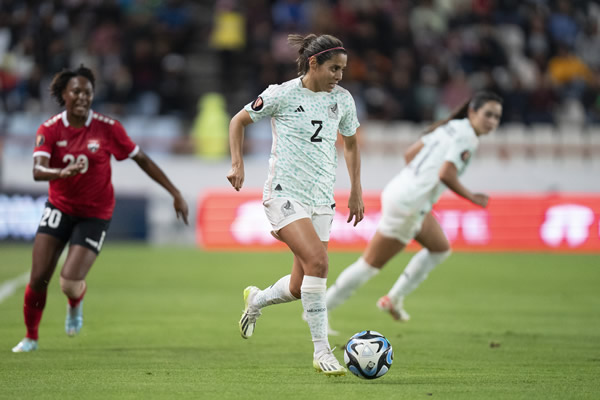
[85,237,99,249]
[281,200,295,217]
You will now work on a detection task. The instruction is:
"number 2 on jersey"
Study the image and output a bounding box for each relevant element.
[311,120,323,143]
[63,154,89,173]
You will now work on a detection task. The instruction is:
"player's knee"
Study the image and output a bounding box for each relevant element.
[307,252,329,276]
[431,249,452,263]
[28,277,49,291]
[60,277,86,299]
[289,285,302,299]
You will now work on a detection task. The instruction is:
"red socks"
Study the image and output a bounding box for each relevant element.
[23,285,47,340]
[68,285,86,308]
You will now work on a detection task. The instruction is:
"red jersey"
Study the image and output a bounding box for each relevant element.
[33,110,138,219]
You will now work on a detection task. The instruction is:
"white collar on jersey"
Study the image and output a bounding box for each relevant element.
[61,109,93,128]
[297,76,329,96]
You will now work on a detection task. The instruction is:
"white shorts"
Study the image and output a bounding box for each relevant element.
[263,197,335,242]
[376,183,427,244]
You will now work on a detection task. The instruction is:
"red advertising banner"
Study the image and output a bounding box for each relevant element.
[196,190,600,252]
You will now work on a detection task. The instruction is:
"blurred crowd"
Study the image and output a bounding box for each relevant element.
[238,0,600,125]
[0,0,197,118]
[1,0,600,126]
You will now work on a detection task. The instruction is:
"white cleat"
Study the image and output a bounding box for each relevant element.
[65,300,84,337]
[12,338,38,353]
[239,286,261,339]
[313,348,347,376]
[302,311,339,336]
[377,295,411,322]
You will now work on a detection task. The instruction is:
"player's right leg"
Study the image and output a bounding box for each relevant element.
[13,233,65,353]
[239,285,261,339]
[239,272,299,339]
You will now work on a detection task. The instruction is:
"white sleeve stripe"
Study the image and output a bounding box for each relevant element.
[128,145,140,158]
[33,151,51,158]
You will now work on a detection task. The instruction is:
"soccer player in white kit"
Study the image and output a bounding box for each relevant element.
[326,91,503,326]
[227,33,364,376]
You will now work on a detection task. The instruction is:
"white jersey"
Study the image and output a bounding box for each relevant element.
[387,118,479,213]
[245,77,359,206]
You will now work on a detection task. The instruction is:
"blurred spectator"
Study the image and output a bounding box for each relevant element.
[548,44,596,101]
[1,0,600,128]
[190,93,229,159]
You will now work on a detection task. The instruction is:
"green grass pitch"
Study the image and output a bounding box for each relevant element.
[1,244,599,399]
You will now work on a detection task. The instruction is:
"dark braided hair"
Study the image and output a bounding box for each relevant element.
[49,65,95,106]
[288,33,346,76]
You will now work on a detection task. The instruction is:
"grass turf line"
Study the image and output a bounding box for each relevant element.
[0,244,599,399]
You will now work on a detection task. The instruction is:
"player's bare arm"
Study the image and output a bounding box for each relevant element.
[33,155,85,181]
[404,139,424,164]
[342,133,364,226]
[132,150,189,225]
[227,109,253,191]
[439,161,489,207]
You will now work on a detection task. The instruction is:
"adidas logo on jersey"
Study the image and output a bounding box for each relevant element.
[294,106,305,112]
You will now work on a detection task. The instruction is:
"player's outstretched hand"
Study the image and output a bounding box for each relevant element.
[227,164,245,191]
[472,193,489,208]
[173,193,189,225]
[59,160,86,178]
[347,193,365,227]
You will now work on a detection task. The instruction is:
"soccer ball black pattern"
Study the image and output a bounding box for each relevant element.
[344,330,393,379]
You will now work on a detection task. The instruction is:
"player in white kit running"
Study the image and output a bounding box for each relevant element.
[227,33,364,376]
[326,91,503,326]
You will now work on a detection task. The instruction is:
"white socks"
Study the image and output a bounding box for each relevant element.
[388,249,451,302]
[301,275,330,355]
[252,274,298,309]
[326,257,380,311]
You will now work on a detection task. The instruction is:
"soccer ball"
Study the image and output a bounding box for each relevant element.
[344,330,393,379]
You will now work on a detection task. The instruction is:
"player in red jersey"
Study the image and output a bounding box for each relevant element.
[12,65,189,353]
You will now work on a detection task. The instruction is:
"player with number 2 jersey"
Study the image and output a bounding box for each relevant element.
[245,75,359,206]
[227,33,364,376]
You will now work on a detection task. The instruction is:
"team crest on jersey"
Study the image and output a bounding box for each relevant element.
[251,96,264,111]
[328,103,338,119]
[87,139,100,153]
[36,134,45,147]
[281,200,296,217]
[461,150,471,162]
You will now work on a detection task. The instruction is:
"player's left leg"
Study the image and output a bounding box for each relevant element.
[386,213,451,311]
[59,245,97,337]
[278,219,345,376]
[59,217,108,336]
[327,231,405,313]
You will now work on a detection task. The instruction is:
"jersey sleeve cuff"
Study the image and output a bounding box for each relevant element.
[128,145,140,158]
[33,151,51,158]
